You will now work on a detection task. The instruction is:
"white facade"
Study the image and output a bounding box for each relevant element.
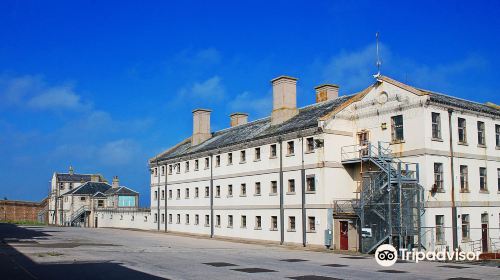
[97,75,498,252]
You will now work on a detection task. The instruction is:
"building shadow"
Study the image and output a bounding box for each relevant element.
[0,223,167,280]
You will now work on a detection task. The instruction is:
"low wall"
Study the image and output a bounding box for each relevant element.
[0,200,46,223]
[95,208,154,231]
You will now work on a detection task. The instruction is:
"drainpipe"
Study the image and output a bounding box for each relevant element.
[165,163,168,232]
[157,160,160,231]
[448,109,458,251]
[210,154,214,238]
[301,136,306,247]
[279,138,284,245]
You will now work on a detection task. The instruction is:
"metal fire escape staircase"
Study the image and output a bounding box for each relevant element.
[338,142,425,253]
[68,206,90,227]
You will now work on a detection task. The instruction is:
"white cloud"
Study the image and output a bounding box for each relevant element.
[227,91,271,118]
[0,74,90,111]
[98,139,140,166]
[177,75,225,101]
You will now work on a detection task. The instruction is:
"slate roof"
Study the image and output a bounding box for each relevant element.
[424,90,500,117]
[152,94,353,162]
[65,182,112,195]
[105,186,138,196]
[56,173,92,182]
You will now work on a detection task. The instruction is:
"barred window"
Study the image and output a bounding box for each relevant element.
[391,115,404,141]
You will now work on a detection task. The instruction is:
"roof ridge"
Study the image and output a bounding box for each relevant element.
[422,88,499,109]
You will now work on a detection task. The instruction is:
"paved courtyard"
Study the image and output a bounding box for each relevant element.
[1,223,498,280]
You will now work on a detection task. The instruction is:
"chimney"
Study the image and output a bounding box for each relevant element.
[230,113,248,127]
[315,84,339,102]
[69,166,74,175]
[192,109,212,146]
[271,75,298,125]
[90,175,100,182]
[112,176,119,188]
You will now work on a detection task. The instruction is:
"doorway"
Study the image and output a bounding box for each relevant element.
[481,213,488,252]
[340,221,349,250]
[357,131,370,157]
[94,216,98,228]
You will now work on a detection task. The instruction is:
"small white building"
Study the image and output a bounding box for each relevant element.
[144,74,499,253]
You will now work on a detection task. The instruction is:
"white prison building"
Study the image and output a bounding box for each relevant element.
[101,74,499,253]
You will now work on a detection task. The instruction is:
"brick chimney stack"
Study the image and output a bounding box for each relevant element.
[230,113,248,127]
[192,109,212,146]
[112,176,119,188]
[271,76,298,125]
[315,84,339,103]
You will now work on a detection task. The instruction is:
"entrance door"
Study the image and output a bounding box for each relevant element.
[481,223,488,252]
[340,221,349,250]
[94,217,98,228]
[357,131,369,157]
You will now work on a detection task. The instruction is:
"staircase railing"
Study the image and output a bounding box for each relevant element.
[69,205,89,226]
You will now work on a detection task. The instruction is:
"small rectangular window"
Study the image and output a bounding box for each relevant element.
[458,118,467,143]
[216,215,221,227]
[391,115,404,142]
[271,216,278,230]
[306,175,316,192]
[255,182,261,195]
[240,184,246,196]
[205,215,210,226]
[306,137,314,152]
[240,150,246,163]
[436,215,444,243]
[216,155,220,167]
[434,163,444,192]
[161,166,165,176]
[288,179,295,193]
[308,216,316,232]
[255,147,261,160]
[289,216,296,231]
[228,215,233,228]
[161,190,165,200]
[228,153,233,165]
[176,214,180,224]
[176,163,180,174]
[460,165,468,192]
[255,216,262,229]
[479,167,487,191]
[287,141,295,155]
[185,161,190,172]
[194,160,199,170]
[241,215,247,228]
[168,214,172,224]
[496,124,500,147]
[168,165,172,175]
[154,213,158,223]
[185,214,190,225]
[216,186,220,197]
[270,181,278,194]
[161,214,165,224]
[205,186,209,197]
[497,168,500,192]
[195,187,199,198]
[270,144,277,158]
[228,184,233,196]
[205,157,209,169]
[461,214,470,240]
[154,191,158,200]
[168,189,172,199]
[176,189,180,199]
[431,112,441,139]
[195,214,199,225]
[477,121,485,146]
[185,188,190,198]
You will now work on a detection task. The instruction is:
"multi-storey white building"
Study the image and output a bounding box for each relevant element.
[130,74,498,253]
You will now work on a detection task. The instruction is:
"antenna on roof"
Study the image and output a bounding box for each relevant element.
[374,32,381,78]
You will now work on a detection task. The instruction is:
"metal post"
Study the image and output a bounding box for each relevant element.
[279,138,284,245]
[210,154,214,238]
[301,137,306,247]
[398,162,403,252]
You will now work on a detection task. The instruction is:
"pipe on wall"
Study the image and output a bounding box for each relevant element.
[279,138,284,245]
[300,136,306,247]
[210,154,214,238]
[448,109,458,250]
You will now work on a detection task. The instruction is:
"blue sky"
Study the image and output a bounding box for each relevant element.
[1,1,499,206]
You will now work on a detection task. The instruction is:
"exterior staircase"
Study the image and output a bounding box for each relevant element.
[340,141,425,253]
[69,206,89,227]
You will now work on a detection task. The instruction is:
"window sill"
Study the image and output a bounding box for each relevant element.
[254,227,262,230]
[477,144,486,148]
[459,190,470,193]
[215,225,221,228]
[253,159,261,162]
[194,169,199,171]
[269,156,277,159]
[239,161,246,164]
[215,165,220,168]
[204,196,209,198]
[227,195,233,198]
[269,228,278,231]
[194,196,199,199]
[462,238,471,242]
[457,142,468,146]
[391,140,405,144]
[227,163,233,166]
[496,146,500,150]
[304,150,315,154]
[306,230,316,233]
[269,193,278,196]
[479,190,489,194]
[204,224,210,227]
[176,198,180,200]
[286,153,295,157]
[215,196,221,198]
[254,193,261,196]
[431,138,443,142]
[185,223,190,225]
[204,167,209,170]
[286,192,296,195]
[227,226,233,229]
[239,194,247,197]
[241,226,247,229]
[287,229,296,232]
[305,191,316,194]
